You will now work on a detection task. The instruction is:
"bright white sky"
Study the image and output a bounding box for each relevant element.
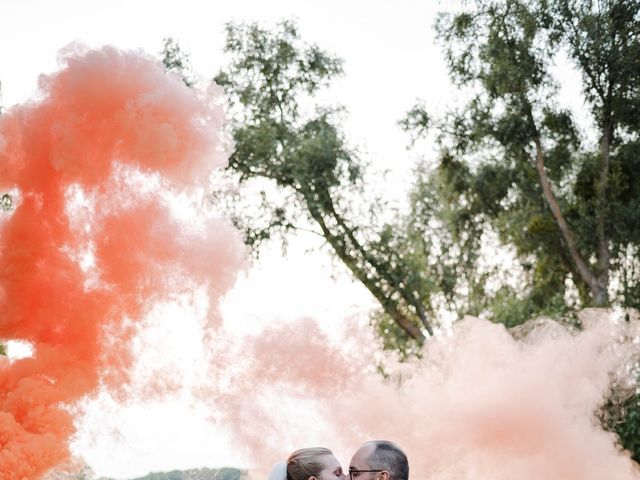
[0,1,585,478]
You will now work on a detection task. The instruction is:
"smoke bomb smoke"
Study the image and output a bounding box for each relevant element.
[1,45,639,480]
[214,312,640,480]
[0,44,243,480]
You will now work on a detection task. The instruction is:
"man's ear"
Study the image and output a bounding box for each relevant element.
[378,471,390,480]
[308,476,318,480]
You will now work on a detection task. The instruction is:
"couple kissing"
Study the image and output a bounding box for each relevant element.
[268,441,409,480]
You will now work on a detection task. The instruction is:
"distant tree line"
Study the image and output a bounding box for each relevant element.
[44,466,246,480]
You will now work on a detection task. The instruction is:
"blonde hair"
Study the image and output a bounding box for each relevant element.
[287,447,333,480]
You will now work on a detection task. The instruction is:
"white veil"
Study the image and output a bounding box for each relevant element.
[267,461,288,480]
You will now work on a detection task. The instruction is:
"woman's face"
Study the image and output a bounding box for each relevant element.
[316,454,348,480]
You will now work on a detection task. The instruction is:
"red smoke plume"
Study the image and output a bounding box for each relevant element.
[0,45,243,480]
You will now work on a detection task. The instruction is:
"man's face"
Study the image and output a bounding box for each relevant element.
[349,444,381,480]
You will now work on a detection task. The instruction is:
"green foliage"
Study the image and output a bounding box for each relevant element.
[603,392,640,463]
[213,20,350,247]
[160,38,194,87]
[211,4,640,342]
[1,193,13,211]
[215,20,440,341]
[400,0,640,326]
[215,20,343,122]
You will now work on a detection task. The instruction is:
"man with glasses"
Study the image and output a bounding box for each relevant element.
[348,441,409,480]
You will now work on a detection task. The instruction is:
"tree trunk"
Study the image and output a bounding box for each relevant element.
[323,197,435,336]
[532,137,607,304]
[306,203,427,343]
[594,120,613,306]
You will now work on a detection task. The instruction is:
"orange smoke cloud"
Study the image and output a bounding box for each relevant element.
[0,45,243,480]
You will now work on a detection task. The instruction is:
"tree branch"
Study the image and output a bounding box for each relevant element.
[323,197,435,336]
[306,200,427,343]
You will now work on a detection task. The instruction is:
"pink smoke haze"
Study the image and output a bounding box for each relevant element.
[0,45,244,480]
[222,313,640,480]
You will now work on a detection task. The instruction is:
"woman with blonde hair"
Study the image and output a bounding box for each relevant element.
[268,447,348,480]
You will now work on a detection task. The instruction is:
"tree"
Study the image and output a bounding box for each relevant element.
[209,1,640,344]
[213,20,439,353]
[161,37,194,87]
[401,0,640,326]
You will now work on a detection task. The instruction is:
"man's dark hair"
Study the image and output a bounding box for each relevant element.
[365,441,409,480]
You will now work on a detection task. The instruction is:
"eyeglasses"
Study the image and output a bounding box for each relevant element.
[348,469,384,480]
